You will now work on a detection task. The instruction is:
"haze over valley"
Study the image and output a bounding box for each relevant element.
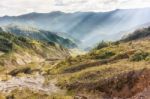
[1,8,150,49]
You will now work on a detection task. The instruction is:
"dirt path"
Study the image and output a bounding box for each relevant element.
[0,75,61,94]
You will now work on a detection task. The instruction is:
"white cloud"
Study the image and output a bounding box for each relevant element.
[0,0,150,16]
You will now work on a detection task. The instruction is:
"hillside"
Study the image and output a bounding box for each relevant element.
[0,26,149,99]
[1,24,77,48]
[122,27,150,41]
[0,8,150,48]
[47,27,150,99]
[0,28,150,99]
[0,31,70,68]
[0,27,149,99]
[0,27,150,99]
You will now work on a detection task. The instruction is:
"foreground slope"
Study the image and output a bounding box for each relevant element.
[49,27,150,99]
[0,30,73,99]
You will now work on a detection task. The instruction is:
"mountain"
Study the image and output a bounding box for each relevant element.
[0,13,150,98]
[0,31,70,67]
[0,8,150,48]
[1,24,77,48]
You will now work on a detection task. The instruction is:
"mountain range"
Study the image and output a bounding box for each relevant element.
[0,8,150,49]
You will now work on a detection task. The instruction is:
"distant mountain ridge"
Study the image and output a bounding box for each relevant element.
[1,24,77,48]
[0,8,150,48]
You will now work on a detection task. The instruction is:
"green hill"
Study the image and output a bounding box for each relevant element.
[1,24,77,48]
[0,31,70,67]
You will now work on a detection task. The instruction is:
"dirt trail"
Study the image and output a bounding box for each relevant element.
[0,75,61,94]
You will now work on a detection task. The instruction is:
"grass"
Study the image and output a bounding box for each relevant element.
[46,38,150,98]
[49,38,150,74]
[56,60,150,98]
[57,60,150,87]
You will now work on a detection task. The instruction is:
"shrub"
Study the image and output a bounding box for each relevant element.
[145,55,150,61]
[122,27,150,41]
[48,41,56,46]
[95,51,115,59]
[95,41,110,50]
[9,67,32,76]
[130,51,149,61]
[112,41,120,45]
[0,37,13,52]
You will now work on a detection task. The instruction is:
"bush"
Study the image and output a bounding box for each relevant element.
[0,37,13,52]
[130,51,149,61]
[95,51,115,59]
[95,41,110,50]
[48,41,56,46]
[9,67,32,76]
[145,55,150,61]
[122,27,150,41]
[0,32,34,51]
[112,41,120,45]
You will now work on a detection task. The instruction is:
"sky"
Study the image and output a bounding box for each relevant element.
[0,0,150,16]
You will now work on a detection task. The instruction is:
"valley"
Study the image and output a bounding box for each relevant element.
[1,0,150,98]
[0,4,150,99]
[0,26,149,99]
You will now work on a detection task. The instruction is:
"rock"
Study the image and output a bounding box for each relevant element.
[74,95,87,99]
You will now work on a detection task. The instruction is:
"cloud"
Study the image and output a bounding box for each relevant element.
[0,0,150,16]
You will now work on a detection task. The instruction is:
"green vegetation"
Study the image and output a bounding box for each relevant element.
[0,32,32,52]
[0,31,70,68]
[94,51,115,59]
[9,67,32,76]
[122,27,150,41]
[94,41,110,50]
[0,36,12,52]
[2,24,77,48]
[130,51,149,61]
